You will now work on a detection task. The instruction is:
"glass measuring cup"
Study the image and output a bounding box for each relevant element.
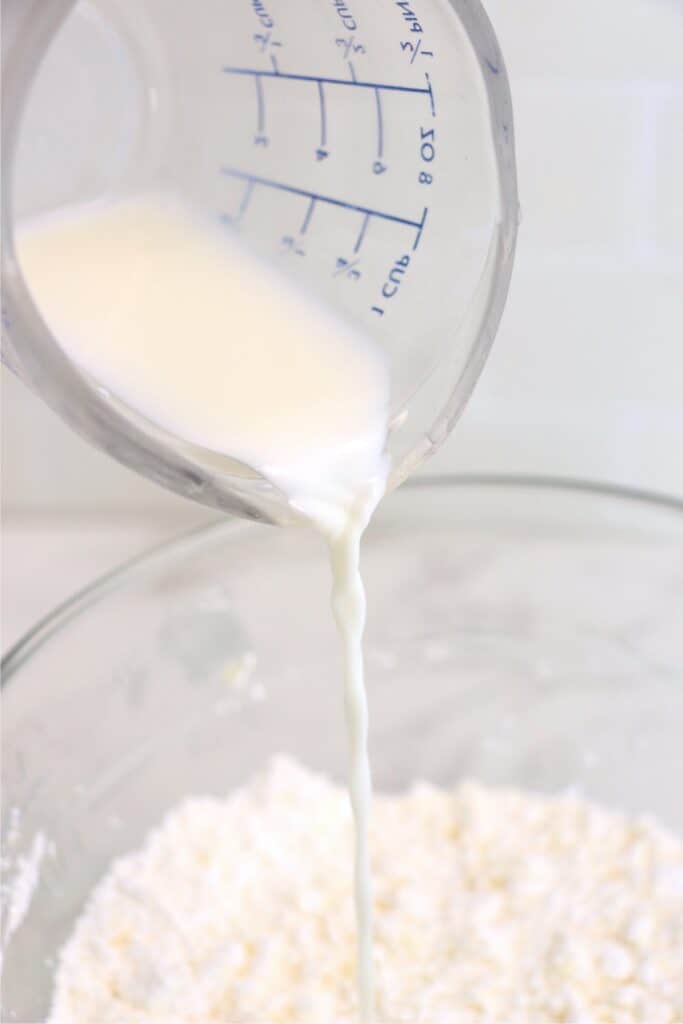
[1,0,518,524]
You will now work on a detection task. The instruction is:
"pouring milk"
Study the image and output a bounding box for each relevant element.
[17,192,389,1022]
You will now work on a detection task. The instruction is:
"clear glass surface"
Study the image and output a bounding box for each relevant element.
[2,478,682,1021]
[2,0,517,522]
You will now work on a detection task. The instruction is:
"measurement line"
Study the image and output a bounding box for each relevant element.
[425,73,436,116]
[354,213,370,254]
[318,81,327,147]
[348,61,357,82]
[374,88,384,159]
[237,180,255,224]
[254,75,265,135]
[223,66,431,95]
[412,206,428,250]
[300,197,316,235]
[270,53,279,74]
[221,167,426,230]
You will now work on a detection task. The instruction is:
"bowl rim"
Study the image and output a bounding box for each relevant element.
[3,473,682,680]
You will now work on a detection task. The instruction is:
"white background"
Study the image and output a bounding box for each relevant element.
[2,0,683,647]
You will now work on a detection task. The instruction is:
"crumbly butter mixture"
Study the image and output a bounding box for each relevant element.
[49,758,683,1024]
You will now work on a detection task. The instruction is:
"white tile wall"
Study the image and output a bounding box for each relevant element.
[2,0,683,515]
[658,97,683,249]
[427,0,683,496]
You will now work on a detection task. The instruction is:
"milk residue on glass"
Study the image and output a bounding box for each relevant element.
[17,193,389,1021]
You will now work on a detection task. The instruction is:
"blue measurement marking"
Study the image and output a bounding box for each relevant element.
[374,88,384,159]
[270,53,279,74]
[348,60,357,82]
[412,207,428,250]
[354,213,370,254]
[254,75,265,134]
[300,197,316,235]
[238,180,255,224]
[425,73,436,116]
[318,82,327,147]
[221,167,426,233]
[410,39,422,65]
[334,257,361,278]
[223,66,431,95]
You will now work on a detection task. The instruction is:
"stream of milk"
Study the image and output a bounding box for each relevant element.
[17,193,390,1021]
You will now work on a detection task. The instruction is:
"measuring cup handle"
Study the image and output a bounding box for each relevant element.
[2,0,73,376]
[2,0,172,383]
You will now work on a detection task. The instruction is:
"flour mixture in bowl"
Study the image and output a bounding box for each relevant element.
[49,757,683,1024]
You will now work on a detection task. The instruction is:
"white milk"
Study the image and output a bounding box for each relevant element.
[17,194,388,1021]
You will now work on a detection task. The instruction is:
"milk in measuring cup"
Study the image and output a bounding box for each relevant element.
[17,192,388,1021]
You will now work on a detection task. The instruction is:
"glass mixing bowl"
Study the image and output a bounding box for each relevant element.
[2,477,682,1021]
